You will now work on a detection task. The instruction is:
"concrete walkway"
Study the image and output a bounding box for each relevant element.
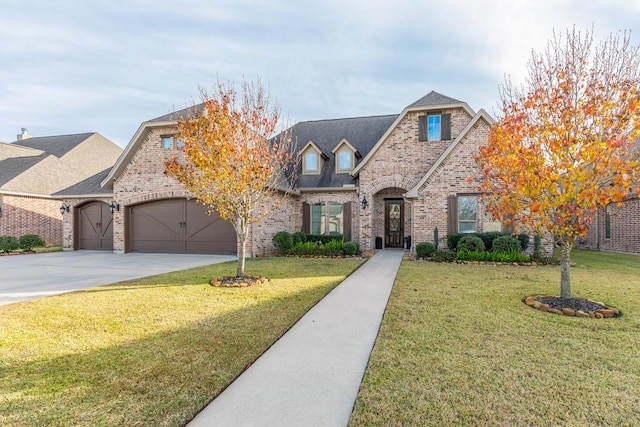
[0,251,236,306]
[187,250,404,427]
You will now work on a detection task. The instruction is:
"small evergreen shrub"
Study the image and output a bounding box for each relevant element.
[432,249,456,262]
[289,241,318,256]
[307,234,343,245]
[447,233,465,251]
[292,231,307,245]
[0,235,19,253]
[323,239,344,256]
[457,248,531,263]
[272,231,293,254]
[517,233,530,252]
[343,241,360,256]
[18,234,45,251]
[416,242,436,259]
[479,232,503,252]
[457,235,485,252]
[492,235,521,254]
[433,227,439,249]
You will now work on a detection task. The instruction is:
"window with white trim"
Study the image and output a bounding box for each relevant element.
[303,151,319,174]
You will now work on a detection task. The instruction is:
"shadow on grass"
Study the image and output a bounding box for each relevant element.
[1,283,338,427]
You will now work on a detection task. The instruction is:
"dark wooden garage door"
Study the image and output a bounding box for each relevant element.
[78,201,113,250]
[129,199,236,254]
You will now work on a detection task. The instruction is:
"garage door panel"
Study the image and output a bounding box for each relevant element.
[78,202,113,251]
[130,199,236,254]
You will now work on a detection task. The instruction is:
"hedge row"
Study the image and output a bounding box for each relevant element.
[0,234,46,252]
[272,231,359,256]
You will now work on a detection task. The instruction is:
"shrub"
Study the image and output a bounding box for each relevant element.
[433,227,439,249]
[272,231,293,254]
[18,234,45,251]
[323,239,344,256]
[415,242,436,259]
[432,249,456,262]
[517,233,530,252]
[0,235,19,253]
[447,233,465,251]
[343,241,360,256]
[289,241,318,256]
[457,235,485,252]
[307,234,343,245]
[492,235,521,254]
[457,248,531,263]
[479,232,503,252]
[292,231,307,245]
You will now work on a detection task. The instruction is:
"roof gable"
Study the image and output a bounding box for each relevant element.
[407,91,464,108]
[405,109,494,198]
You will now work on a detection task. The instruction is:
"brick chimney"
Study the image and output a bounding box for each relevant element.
[17,128,30,141]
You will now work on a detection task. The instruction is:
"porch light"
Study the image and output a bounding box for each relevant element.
[361,196,368,209]
[60,203,70,215]
[109,201,120,214]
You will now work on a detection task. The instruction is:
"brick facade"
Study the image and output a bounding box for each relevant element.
[581,198,640,253]
[0,194,63,246]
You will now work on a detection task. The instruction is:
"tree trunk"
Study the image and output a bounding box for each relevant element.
[559,242,572,298]
[236,234,246,277]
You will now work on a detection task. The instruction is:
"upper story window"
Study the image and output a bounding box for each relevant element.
[161,136,172,149]
[304,151,319,173]
[418,113,451,142]
[427,115,441,141]
[175,138,184,148]
[332,139,358,173]
[301,141,326,175]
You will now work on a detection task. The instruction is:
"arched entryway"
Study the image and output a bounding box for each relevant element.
[127,199,236,254]
[76,201,113,250]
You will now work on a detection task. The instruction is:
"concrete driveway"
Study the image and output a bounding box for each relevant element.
[0,251,236,306]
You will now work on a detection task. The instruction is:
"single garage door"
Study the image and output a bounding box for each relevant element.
[129,199,236,254]
[77,201,113,250]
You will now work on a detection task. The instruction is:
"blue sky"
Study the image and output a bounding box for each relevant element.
[1,0,639,147]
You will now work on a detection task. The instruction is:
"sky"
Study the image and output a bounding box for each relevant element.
[1,0,639,147]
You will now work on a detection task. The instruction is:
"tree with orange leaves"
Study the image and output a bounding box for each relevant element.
[166,78,297,277]
[476,27,640,298]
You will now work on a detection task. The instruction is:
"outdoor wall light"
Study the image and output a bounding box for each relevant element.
[60,203,70,215]
[109,201,120,214]
[361,196,368,209]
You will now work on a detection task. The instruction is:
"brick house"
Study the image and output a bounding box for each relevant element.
[1,130,121,246]
[60,91,504,255]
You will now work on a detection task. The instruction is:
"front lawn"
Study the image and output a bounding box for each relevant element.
[350,249,640,426]
[0,257,364,426]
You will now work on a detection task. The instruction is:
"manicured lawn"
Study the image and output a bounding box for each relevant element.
[0,257,364,426]
[350,249,640,426]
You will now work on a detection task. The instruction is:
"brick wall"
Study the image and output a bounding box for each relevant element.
[581,199,640,253]
[0,194,63,246]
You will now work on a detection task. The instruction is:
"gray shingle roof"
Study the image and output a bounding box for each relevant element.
[407,91,464,108]
[0,155,44,187]
[54,167,113,196]
[12,132,96,158]
[149,105,204,123]
[289,114,398,188]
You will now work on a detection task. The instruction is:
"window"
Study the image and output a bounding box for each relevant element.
[337,150,352,172]
[161,136,172,149]
[175,138,184,148]
[419,113,451,141]
[328,203,344,234]
[482,200,502,232]
[427,115,441,141]
[605,204,611,239]
[458,196,478,233]
[311,203,326,234]
[304,202,351,238]
[304,151,319,174]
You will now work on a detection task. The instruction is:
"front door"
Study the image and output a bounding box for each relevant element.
[385,200,404,248]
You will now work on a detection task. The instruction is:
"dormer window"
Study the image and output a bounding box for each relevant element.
[331,139,359,173]
[301,141,326,175]
[304,151,319,173]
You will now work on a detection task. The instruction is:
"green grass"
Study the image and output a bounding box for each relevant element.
[350,249,640,426]
[0,257,364,426]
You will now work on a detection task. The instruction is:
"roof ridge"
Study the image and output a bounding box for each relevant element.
[295,113,399,125]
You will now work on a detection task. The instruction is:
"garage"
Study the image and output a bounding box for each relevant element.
[128,199,236,254]
[77,201,113,250]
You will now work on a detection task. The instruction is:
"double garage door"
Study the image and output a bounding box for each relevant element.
[129,199,236,254]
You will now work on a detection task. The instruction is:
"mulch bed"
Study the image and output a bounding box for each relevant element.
[210,275,269,288]
[525,295,621,318]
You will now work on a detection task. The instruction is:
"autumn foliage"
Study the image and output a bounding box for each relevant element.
[476,28,640,298]
[166,79,296,276]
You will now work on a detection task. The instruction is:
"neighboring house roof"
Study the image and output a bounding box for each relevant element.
[0,133,122,197]
[291,115,398,189]
[54,167,114,197]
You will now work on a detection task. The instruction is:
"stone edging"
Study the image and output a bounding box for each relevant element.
[524,295,620,318]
